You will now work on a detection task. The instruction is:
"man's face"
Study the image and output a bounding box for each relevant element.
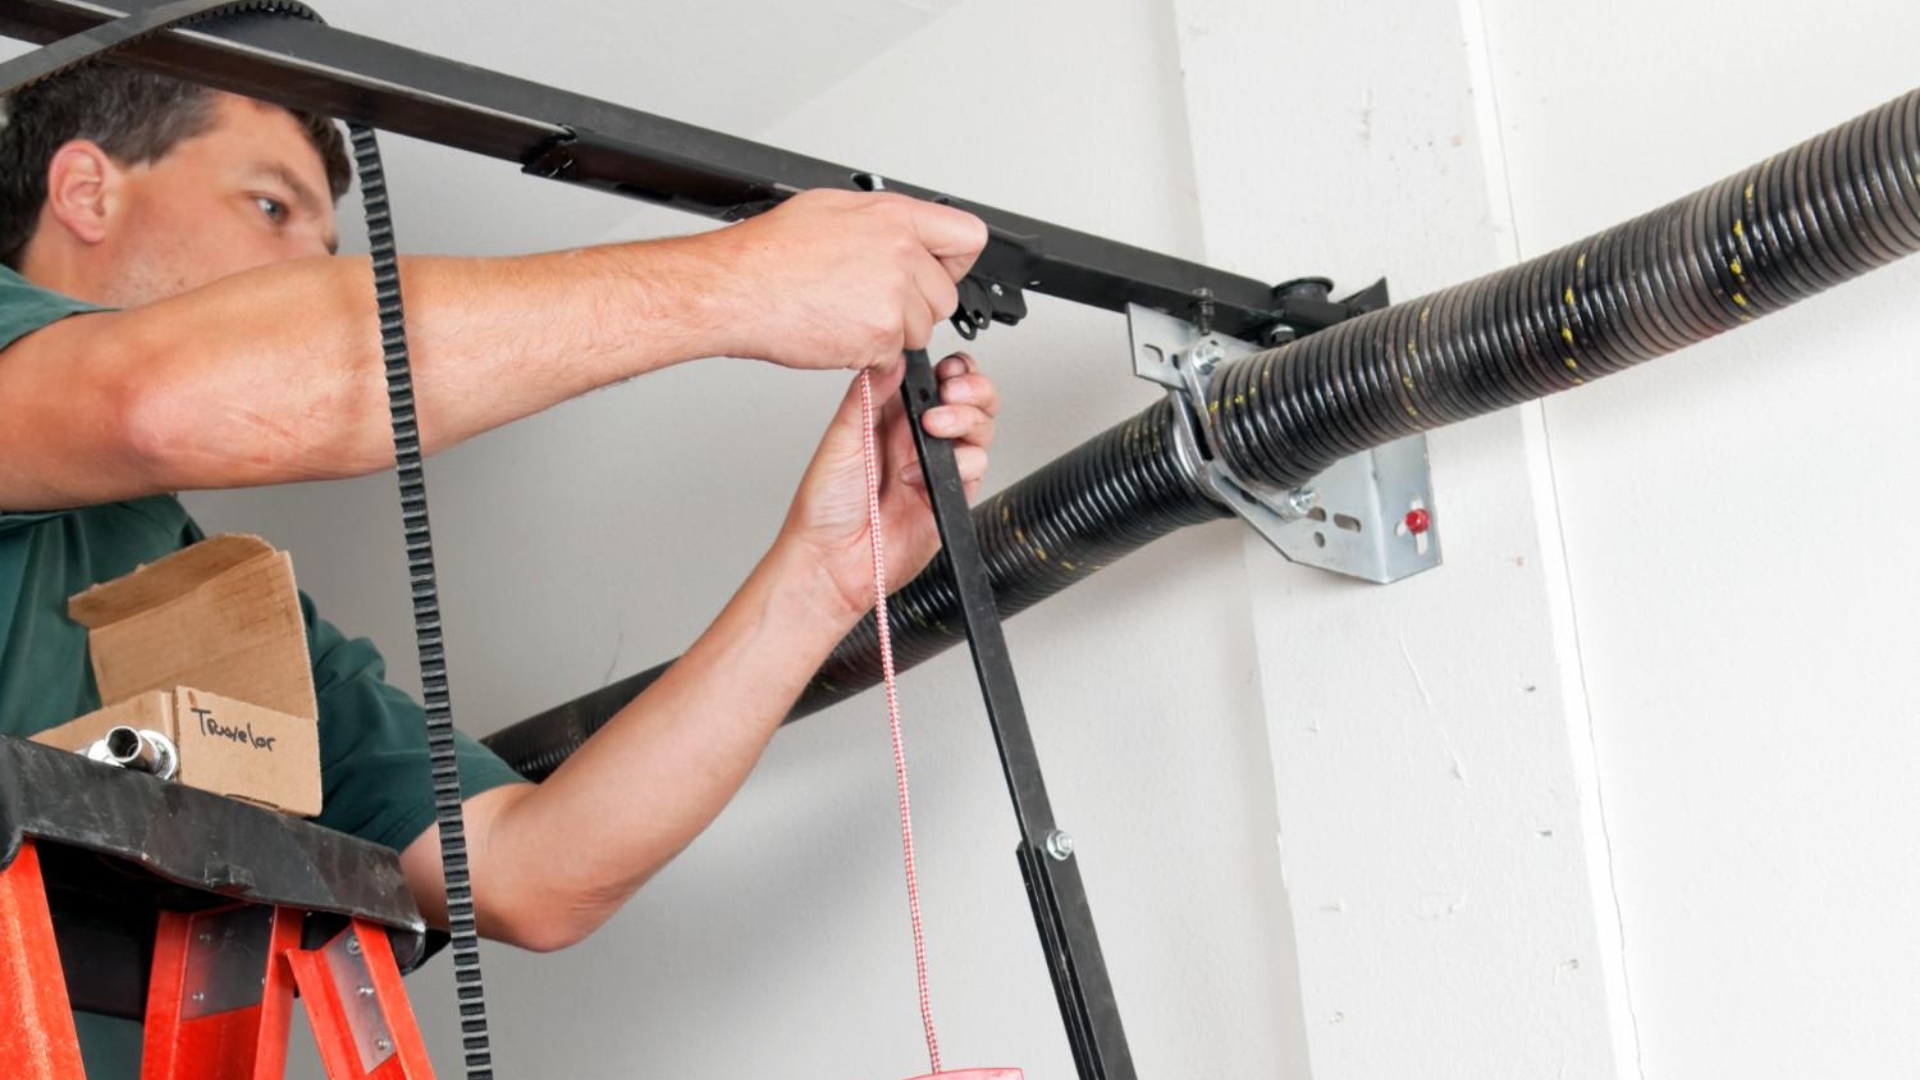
[92,92,339,307]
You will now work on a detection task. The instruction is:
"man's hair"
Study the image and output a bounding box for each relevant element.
[0,65,353,269]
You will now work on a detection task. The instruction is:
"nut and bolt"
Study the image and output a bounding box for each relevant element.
[1044,829,1076,861]
[375,1038,393,1055]
[345,937,361,955]
[358,985,377,998]
[1189,341,1224,371]
[1288,487,1320,515]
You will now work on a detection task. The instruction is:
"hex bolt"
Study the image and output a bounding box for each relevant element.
[346,937,361,955]
[1288,487,1320,515]
[1189,342,1224,372]
[1044,829,1075,861]
[375,1038,393,1055]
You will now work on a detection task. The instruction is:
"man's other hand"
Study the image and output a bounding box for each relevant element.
[778,352,999,623]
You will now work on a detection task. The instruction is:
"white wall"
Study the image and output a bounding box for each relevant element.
[1485,2,1920,1078]
[1175,2,1635,1077]
[1171,1,1920,1078]
[165,1,1920,1078]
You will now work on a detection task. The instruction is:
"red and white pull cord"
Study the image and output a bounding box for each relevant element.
[860,371,943,1075]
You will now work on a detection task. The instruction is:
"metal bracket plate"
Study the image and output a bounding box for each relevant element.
[179,904,273,1020]
[321,926,397,1073]
[1126,303,1442,584]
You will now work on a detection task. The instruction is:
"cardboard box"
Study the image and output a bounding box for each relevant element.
[33,535,322,817]
[32,688,321,816]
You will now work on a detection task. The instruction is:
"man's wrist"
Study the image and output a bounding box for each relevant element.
[647,229,755,362]
[557,233,751,369]
[757,532,871,638]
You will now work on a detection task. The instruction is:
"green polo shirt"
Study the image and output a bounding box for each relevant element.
[0,266,527,1077]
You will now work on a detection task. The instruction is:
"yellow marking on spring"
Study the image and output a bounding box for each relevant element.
[1564,287,1575,306]
[1208,400,1220,414]
[1407,340,1417,356]
[1060,560,1077,571]
[1733,292,1750,308]
[1564,356,1580,371]
[1420,306,1432,324]
[1577,252,1588,271]
[1248,386,1258,397]
[1402,373,1416,390]
[1745,182,1755,206]
[1406,405,1421,418]
[1013,527,1026,543]
[1035,548,1048,562]
[1233,393,1246,406]
[1561,326,1575,346]
[1730,257,1744,277]
[1001,504,1010,523]
[1733,219,1745,238]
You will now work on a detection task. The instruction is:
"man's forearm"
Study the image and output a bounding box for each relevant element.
[466,536,863,950]
[0,189,986,510]
[119,238,736,493]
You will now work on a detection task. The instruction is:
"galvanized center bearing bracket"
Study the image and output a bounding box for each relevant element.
[1126,303,1443,584]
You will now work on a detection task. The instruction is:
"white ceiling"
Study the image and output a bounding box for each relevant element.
[2,0,972,256]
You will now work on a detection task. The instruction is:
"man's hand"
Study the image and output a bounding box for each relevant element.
[406,353,998,952]
[777,351,1000,622]
[445,352,998,952]
[710,191,989,373]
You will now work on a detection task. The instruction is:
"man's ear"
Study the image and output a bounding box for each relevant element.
[43,139,121,246]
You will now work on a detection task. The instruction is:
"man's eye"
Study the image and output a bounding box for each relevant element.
[254,196,288,223]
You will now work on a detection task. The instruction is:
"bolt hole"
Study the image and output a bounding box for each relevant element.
[1307,507,1328,522]
[916,386,931,403]
[1334,513,1362,533]
[1313,531,1327,548]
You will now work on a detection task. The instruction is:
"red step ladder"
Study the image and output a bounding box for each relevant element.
[0,737,440,1080]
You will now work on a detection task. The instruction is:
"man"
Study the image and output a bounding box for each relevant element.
[0,66,1000,1074]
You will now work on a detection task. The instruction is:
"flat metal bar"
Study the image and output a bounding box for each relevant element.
[900,350,1136,1080]
[0,0,1287,336]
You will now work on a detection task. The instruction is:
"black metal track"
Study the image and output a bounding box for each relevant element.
[0,0,1292,338]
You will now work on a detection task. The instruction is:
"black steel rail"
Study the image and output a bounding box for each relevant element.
[0,0,1322,339]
